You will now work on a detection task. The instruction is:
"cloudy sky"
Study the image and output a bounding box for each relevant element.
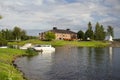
[0,0,120,38]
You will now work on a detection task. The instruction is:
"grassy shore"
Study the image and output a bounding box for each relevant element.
[9,39,110,47]
[0,48,26,80]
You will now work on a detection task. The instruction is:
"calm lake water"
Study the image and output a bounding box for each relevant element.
[15,47,120,80]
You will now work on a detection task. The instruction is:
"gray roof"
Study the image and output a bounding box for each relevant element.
[49,29,76,34]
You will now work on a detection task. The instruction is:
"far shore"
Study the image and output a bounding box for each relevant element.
[8,39,110,47]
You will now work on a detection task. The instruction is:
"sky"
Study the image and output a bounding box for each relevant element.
[0,0,120,38]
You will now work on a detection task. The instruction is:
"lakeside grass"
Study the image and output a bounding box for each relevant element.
[0,48,26,80]
[8,39,110,47]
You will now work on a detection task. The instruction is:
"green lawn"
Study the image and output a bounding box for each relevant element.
[8,39,109,47]
[0,48,26,80]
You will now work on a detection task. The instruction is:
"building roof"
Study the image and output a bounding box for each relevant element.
[48,28,76,34]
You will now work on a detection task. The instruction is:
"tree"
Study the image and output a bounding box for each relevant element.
[21,30,28,40]
[94,22,100,40]
[99,25,106,40]
[12,26,22,41]
[107,26,114,37]
[88,21,92,30]
[85,22,94,40]
[94,22,106,40]
[44,31,55,41]
[0,37,7,46]
[0,15,8,45]
[77,30,84,40]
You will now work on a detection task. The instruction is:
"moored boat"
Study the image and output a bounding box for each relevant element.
[33,45,55,52]
[0,46,8,48]
[19,43,32,49]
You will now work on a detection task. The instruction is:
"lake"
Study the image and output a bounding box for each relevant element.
[15,47,120,80]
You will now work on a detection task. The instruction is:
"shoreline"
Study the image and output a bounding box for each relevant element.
[12,55,28,80]
[109,41,120,47]
[8,39,110,47]
[0,48,27,80]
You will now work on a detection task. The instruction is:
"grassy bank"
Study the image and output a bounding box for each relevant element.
[0,48,26,80]
[8,39,109,47]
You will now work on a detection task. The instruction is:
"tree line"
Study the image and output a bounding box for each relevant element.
[0,27,36,41]
[77,22,114,41]
[0,26,36,46]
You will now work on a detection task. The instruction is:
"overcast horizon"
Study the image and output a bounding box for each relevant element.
[0,0,120,38]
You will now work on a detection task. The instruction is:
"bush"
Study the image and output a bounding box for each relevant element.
[25,48,38,56]
[44,32,55,41]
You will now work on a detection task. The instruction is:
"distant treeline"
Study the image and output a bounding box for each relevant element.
[77,22,114,41]
[0,26,37,46]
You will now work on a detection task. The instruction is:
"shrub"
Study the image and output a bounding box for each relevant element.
[25,48,38,56]
[44,32,55,41]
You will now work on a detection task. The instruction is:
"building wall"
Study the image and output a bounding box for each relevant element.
[39,32,77,40]
[55,33,71,40]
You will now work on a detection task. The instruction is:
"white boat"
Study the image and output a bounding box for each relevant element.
[19,43,32,49]
[33,45,55,52]
[0,46,8,48]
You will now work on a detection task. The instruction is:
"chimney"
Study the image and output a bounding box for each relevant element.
[53,27,57,30]
[66,28,70,31]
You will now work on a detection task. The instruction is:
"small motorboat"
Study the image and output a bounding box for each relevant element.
[33,45,55,52]
[19,43,32,49]
[0,46,8,48]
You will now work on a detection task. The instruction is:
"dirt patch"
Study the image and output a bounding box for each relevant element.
[109,41,120,47]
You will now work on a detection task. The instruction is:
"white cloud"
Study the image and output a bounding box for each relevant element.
[0,0,120,37]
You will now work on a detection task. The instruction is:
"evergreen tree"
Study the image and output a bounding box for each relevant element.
[94,22,100,40]
[100,25,106,40]
[85,22,94,40]
[107,26,114,37]
[94,22,106,40]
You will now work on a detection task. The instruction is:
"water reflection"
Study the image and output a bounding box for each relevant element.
[109,47,113,63]
[15,47,120,80]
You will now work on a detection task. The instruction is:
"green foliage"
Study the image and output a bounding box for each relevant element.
[94,22,106,40]
[0,37,7,46]
[44,31,55,41]
[85,22,94,40]
[0,29,13,41]
[77,22,109,41]
[77,30,84,40]
[99,25,106,40]
[0,26,33,41]
[13,27,22,41]
[94,22,100,40]
[107,26,114,37]
[26,48,38,56]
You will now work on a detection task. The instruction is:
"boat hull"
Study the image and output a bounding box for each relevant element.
[33,47,55,52]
